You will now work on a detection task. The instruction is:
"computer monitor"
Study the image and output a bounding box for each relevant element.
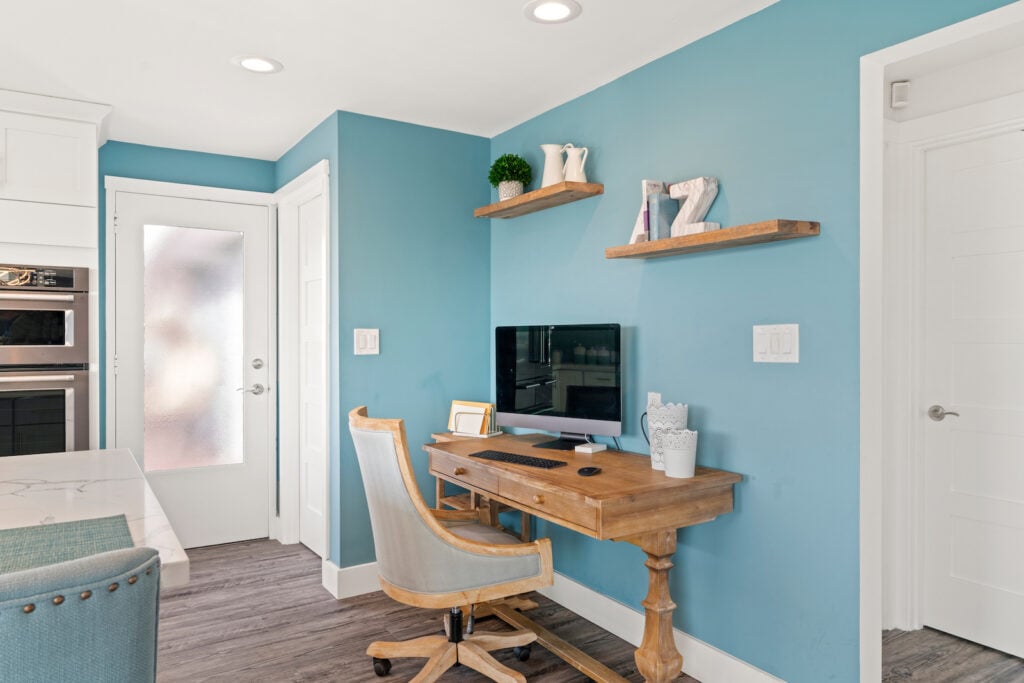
[495,324,621,450]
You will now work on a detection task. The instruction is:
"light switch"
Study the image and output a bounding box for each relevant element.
[354,328,380,355]
[753,324,799,363]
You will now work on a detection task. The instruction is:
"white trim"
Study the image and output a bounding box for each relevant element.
[104,176,274,205]
[266,203,280,541]
[0,88,112,143]
[539,572,784,683]
[859,52,886,681]
[859,3,1024,680]
[321,559,380,599]
[273,160,331,556]
[279,159,329,191]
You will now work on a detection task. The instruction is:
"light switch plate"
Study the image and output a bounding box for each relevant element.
[354,328,380,355]
[753,324,799,363]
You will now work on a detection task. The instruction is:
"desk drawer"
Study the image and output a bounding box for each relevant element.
[430,451,498,493]
[498,478,597,532]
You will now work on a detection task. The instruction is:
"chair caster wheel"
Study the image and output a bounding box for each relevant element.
[513,645,532,662]
[372,657,392,676]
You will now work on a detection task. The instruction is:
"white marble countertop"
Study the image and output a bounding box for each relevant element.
[0,448,189,589]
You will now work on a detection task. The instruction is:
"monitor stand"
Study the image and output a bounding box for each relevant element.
[533,432,588,451]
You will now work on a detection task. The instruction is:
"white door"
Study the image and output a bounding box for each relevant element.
[277,172,328,557]
[922,127,1024,657]
[112,191,272,548]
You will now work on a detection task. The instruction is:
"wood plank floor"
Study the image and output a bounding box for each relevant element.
[883,628,1024,682]
[157,539,699,682]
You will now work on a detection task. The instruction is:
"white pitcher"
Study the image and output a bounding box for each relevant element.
[540,144,567,187]
[563,145,588,183]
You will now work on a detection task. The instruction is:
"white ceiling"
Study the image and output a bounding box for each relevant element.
[0,0,776,160]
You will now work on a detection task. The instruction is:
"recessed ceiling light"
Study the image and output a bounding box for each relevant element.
[232,56,283,74]
[524,0,582,24]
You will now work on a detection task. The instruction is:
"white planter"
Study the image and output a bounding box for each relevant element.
[647,402,688,470]
[663,429,698,479]
[497,180,524,201]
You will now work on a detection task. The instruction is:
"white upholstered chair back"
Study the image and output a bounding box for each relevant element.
[349,408,543,597]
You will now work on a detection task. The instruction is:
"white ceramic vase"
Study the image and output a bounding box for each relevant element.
[662,429,698,479]
[563,145,589,183]
[497,180,523,201]
[540,144,568,187]
[647,402,688,471]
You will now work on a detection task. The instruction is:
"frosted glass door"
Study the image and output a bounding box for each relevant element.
[112,191,271,548]
[143,225,243,471]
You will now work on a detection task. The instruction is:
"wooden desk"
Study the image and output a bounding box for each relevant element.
[425,433,741,683]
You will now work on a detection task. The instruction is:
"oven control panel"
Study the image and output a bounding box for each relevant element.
[0,265,88,292]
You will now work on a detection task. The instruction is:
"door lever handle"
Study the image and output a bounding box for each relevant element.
[927,404,959,421]
[237,383,266,396]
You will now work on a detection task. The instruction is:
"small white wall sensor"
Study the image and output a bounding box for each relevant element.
[890,80,910,109]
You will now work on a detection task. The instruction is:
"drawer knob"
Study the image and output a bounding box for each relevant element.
[532,494,544,505]
[454,467,467,476]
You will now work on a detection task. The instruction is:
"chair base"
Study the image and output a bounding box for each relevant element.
[367,629,536,683]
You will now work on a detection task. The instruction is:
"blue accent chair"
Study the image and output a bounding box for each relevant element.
[0,547,160,683]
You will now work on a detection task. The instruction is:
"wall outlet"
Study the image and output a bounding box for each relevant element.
[354,328,380,355]
[753,324,799,363]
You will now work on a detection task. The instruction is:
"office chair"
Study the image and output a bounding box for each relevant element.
[0,547,161,683]
[349,406,553,682]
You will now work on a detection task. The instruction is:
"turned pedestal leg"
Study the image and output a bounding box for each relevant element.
[632,529,683,683]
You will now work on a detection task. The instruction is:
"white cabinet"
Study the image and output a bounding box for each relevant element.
[0,111,97,207]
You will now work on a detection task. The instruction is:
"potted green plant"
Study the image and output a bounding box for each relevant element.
[488,154,533,201]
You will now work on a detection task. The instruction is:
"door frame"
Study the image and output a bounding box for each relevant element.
[103,176,278,537]
[273,160,331,554]
[859,3,1024,679]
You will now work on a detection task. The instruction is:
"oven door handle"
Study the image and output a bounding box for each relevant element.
[0,292,76,302]
[0,375,76,383]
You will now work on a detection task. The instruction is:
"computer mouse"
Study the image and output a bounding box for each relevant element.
[577,466,601,477]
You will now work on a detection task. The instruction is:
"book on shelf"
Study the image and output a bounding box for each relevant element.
[647,192,679,241]
[628,179,666,244]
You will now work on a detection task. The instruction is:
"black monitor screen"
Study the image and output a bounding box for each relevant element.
[495,324,621,435]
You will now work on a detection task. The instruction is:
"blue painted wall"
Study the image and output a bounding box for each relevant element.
[488,1,1011,681]
[97,141,277,444]
[275,112,491,566]
[331,112,491,566]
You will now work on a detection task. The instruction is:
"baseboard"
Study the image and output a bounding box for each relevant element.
[320,561,781,681]
[321,559,380,599]
[539,572,784,683]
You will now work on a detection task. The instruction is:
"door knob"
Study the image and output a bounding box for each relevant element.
[927,404,959,421]
[237,383,266,396]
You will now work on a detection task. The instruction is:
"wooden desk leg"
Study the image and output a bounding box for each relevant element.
[633,530,683,683]
[435,479,445,509]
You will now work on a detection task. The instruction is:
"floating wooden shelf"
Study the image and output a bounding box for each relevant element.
[604,219,820,259]
[475,181,604,219]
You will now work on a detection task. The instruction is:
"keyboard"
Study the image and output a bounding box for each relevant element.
[470,450,567,469]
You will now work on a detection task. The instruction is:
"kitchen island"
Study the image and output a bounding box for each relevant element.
[0,448,189,588]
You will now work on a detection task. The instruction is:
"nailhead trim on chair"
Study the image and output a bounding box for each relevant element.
[11,569,153,616]
[8,563,156,618]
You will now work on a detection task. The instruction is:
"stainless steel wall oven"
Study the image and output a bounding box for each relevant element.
[0,264,89,456]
